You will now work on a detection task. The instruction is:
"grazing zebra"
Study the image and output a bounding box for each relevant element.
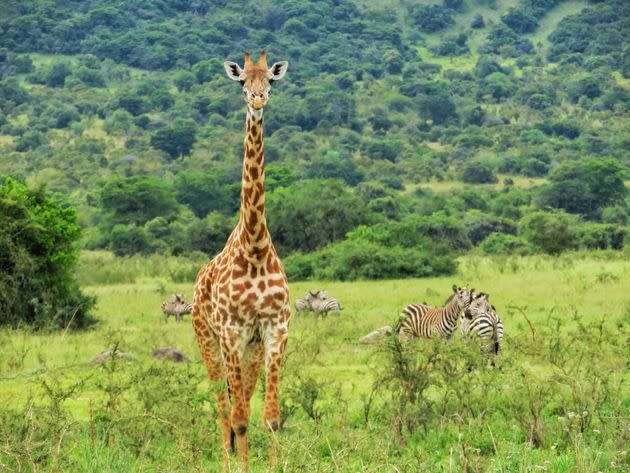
[463,292,504,354]
[397,285,472,339]
[295,290,342,316]
[161,294,193,322]
[295,291,320,313]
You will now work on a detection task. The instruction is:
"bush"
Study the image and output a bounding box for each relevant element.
[461,161,498,184]
[284,238,457,281]
[150,119,197,158]
[480,232,532,255]
[0,178,95,329]
[267,180,371,254]
[574,223,626,250]
[519,211,575,255]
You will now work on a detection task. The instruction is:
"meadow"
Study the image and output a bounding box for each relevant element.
[1,251,629,472]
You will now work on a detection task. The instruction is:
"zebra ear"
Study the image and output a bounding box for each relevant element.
[452,284,458,293]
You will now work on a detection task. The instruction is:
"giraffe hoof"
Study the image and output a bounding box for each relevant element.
[235,424,247,436]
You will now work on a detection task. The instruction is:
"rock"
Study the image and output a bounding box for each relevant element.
[152,347,188,362]
[92,349,135,363]
[359,325,392,344]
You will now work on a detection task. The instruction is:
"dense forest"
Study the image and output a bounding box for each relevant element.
[1,0,629,280]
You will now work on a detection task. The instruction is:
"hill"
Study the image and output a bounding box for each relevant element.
[0,0,628,278]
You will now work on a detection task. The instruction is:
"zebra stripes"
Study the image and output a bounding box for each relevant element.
[295,290,342,317]
[462,292,503,354]
[161,294,192,322]
[397,285,472,339]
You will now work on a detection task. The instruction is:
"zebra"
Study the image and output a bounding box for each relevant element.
[462,292,504,354]
[161,294,193,322]
[295,290,342,317]
[396,285,472,339]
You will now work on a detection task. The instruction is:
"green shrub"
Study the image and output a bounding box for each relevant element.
[0,178,95,329]
[574,223,626,250]
[480,232,533,255]
[519,211,575,255]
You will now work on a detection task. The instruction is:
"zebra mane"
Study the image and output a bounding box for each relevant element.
[443,293,455,305]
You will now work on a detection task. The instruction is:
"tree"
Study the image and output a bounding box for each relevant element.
[471,14,485,29]
[100,176,179,226]
[0,178,95,329]
[45,62,73,87]
[267,179,370,254]
[537,159,627,216]
[150,119,197,158]
[174,70,196,91]
[173,171,236,217]
[519,211,575,255]
[461,161,498,184]
[502,8,538,34]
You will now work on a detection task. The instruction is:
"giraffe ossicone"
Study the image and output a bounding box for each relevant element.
[191,51,290,472]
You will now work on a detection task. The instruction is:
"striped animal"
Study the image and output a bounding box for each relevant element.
[295,290,342,317]
[462,292,504,354]
[161,294,193,322]
[397,285,472,339]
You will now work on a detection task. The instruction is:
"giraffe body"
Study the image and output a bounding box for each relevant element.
[191,51,290,472]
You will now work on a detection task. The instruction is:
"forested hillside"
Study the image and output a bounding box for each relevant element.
[1,0,629,280]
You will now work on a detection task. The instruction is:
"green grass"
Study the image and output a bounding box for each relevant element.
[1,252,629,471]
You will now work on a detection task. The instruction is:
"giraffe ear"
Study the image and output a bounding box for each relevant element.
[269,61,288,81]
[224,61,244,81]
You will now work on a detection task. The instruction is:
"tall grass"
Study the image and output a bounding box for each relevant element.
[0,253,629,471]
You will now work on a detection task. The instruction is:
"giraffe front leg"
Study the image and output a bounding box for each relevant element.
[191,308,232,469]
[221,342,250,472]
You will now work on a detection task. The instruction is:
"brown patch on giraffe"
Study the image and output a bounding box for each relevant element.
[267,278,284,288]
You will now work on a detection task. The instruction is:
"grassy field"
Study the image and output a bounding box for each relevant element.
[1,252,629,471]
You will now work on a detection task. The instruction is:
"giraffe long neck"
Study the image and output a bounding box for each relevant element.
[238,107,270,258]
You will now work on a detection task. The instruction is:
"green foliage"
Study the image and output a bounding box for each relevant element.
[0,0,628,266]
[519,211,575,254]
[267,179,370,254]
[284,238,456,281]
[537,159,627,216]
[173,171,236,218]
[150,119,197,158]
[548,0,630,73]
[99,176,179,226]
[480,232,532,255]
[574,222,626,250]
[0,178,94,329]
[461,161,498,184]
[411,4,454,32]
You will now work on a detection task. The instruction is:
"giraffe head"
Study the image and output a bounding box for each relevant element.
[224,51,288,110]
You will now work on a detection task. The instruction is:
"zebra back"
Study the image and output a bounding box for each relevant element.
[315,297,341,316]
[295,298,309,313]
[398,296,463,339]
[463,295,503,354]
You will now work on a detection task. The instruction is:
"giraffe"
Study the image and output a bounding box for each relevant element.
[191,51,290,471]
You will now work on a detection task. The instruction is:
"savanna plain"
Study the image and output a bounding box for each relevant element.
[1,251,628,472]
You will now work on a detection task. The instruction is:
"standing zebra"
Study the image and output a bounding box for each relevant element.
[463,292,504,354]
[397,285,472,339]
[295,290,342,317]
[161,294,193,322]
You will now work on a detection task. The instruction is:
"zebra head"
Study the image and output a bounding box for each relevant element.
[467,292,492,319]
[451,285,472,310]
